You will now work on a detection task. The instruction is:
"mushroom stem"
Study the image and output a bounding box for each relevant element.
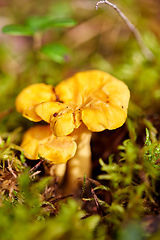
[64,124,92,194]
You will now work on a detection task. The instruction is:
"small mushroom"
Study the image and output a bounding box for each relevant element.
[20,124,77,184]
[15,83,56,122]
[34,70,130,193]
[20,125,77,164]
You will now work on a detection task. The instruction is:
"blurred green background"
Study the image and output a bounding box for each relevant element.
[0,0,160,134]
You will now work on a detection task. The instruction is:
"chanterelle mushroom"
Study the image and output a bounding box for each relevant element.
[15,83,56,122]
[20,124,77,184]
[34,70,130,193]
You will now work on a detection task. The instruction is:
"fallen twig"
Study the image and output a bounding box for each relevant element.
[28,157,44,174]
[91,188,106,217]
[95,0,154,61]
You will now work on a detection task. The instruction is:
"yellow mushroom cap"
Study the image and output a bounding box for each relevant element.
[54,70,130,132]
[30,70,130,136]
[35,102,76,136]
[15,83,56,122]
[20,125,77,164]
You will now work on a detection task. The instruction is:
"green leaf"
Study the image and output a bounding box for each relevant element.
[41,43,71,64]
[26,16,53,31]
[26,16,77,31]
[48,18,77,27]
[2,24,34,36]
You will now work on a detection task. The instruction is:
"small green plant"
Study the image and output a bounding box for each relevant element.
[0,170,106,240]
[0,134,24,172]
[2,16,77,64]
[144,128,160,170]
[82,120,160,238]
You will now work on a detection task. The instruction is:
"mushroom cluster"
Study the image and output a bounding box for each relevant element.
[16,70,130,193]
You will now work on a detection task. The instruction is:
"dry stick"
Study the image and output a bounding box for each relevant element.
[95,0,154,61]
[28,157,44,173]
[91,188,106,217]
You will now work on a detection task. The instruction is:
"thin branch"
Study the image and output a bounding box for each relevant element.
[28,157,44,174]
[91,188,106,217]
[95,0,154,61]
